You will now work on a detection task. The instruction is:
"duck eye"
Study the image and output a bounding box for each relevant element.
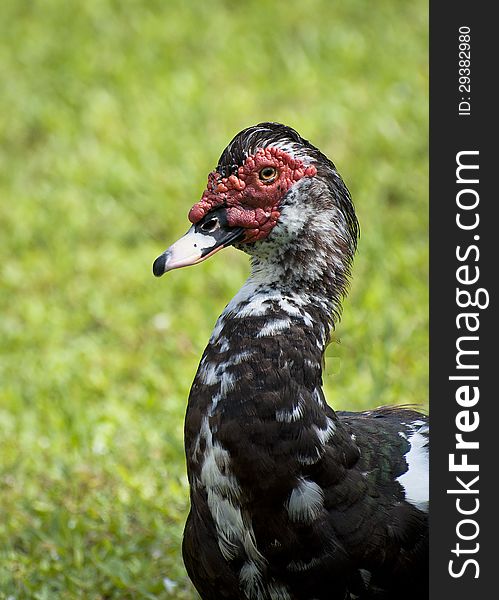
[259,166,277,182]
[200,217,219,233]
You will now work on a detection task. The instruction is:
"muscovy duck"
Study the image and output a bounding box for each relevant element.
[153,122,429,600]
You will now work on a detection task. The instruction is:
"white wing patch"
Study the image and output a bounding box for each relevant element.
[219,371,236,396]
[313,417,336,445]
[276,394,305,423]
[397,423,429,512]
[239,560,265,599]
[257,318,292,337]
[228,350,254,365]
[198,358,219,385]
[198,417,265,570]
[287,478,324,523]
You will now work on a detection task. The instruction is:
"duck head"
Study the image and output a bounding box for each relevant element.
[153,122,359,285]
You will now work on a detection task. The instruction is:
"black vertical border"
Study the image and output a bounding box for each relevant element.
[430,3,495,598]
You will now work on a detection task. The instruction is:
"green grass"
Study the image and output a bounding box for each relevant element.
[0,0,428,597]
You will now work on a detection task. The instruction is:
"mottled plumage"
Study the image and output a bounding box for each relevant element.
[153,123,428,600]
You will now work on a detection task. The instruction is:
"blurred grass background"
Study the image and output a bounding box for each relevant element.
[0,0,428,598]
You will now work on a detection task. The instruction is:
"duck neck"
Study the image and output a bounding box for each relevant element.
[213,265,334,359]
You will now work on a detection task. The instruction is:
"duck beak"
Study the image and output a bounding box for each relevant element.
[153,212,244,277]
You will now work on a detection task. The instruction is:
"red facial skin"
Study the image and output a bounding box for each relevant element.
[188,146,317,243]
